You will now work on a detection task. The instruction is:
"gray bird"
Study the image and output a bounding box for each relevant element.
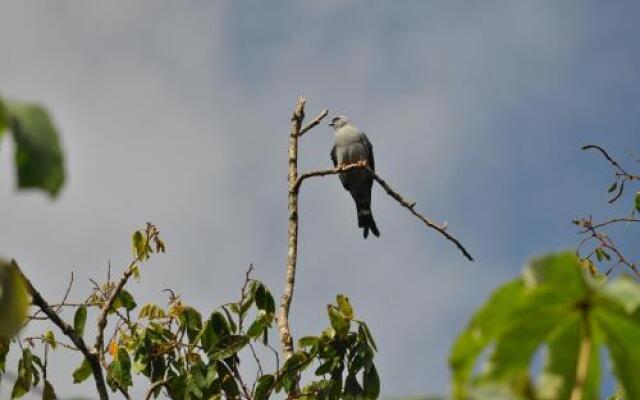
[330,116,380,238]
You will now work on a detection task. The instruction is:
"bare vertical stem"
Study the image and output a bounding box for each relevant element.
[570,312,592,400]
[278,97,306,360]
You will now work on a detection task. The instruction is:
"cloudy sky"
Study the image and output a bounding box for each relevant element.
[1,1,639,399]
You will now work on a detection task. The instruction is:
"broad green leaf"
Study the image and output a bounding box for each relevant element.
[221,306,237,333]
[73,305,87,337]
[602,275,640,314]
[536,314,600,400]
[594,308,640,399]
[255,374,275,400]
[336,294,354,320]
[0,260,28,339]
[72,359,92,383]
[247,318,265,339]
[450,279,525,397]
[359,322,377,352]
[363,364,380,399]
[113,289,136,312]
[6,102,65,197]
[522,253,587,299]
[208,335,249,360]
[179,306,202,344]
[11,378,29,399]
[635,192,640,212]
[298,336,319,349]
[255,283,276,314]
[42,380,57,400]
[344,374,364,400]
[108,348,132,389]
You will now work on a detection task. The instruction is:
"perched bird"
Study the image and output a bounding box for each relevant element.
[329,115,380,238]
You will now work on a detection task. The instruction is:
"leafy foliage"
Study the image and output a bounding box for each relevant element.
[0,260,28,340]
[0,97,65,197]
[450,252,640,400]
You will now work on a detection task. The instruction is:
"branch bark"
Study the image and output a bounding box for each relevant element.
[14,261,110,400]
[297,163,474,261]
[278,96,307,360]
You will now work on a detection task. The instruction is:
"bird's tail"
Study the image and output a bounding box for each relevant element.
[358,208,380,239]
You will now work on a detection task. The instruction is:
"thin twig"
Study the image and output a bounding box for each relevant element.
[297,162,474,261]
[13,260,110,400]
[298,109,329,137]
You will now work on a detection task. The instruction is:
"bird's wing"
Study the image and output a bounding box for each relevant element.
[360,133,375,170]
[330,144,338,167]
[331,143,350,189]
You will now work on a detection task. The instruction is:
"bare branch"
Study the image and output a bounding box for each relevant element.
[297,162,474,261]
[298,109,329,137]
[13,261,110,400]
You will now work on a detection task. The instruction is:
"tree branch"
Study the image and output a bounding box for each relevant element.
[13,261,110,400]
[298,109,328,137]
[278,96,306,361]
[297,162,474,261]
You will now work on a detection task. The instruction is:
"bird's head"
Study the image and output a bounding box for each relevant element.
[329,115,349,130]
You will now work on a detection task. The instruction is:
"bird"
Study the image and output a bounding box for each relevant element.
[329,115,380,238]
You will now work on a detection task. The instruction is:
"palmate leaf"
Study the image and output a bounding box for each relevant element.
[451,252,640,400]
[6,101,65,197]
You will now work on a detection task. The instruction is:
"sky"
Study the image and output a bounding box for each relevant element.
[1,1,640,399]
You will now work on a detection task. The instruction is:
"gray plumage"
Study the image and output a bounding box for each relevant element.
[329,116,380,238]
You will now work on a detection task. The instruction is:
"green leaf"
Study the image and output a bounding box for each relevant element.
[344,374,364,400]
[11,378,29,399]
[0,260,28,339]
[537,314,600,400]
[43,331,56,350]
[208,335,249,360]
[450,279,525,397]
[635,192,640,213]
[113,289,136,312]
[358,322,378,352]
[138,303,166,320]
[179,306,202,344]
[108,348,132,389]
[328,305,349,338]
[298,336,319,349]
[247,318,265,339]
[73,305,87,337]
[255,283,276,315]
[132,230,145,258]
[42,380,57,400]
[602,275,640,314]
[6,102,65,197]
[0,98,7,135]
[363,364,380,399]
[595,307,640,399]
[72,359,92,383]
[255,374,275,400]
[336,294,354,320]
[608,181,618,193]
[221,306,237,333]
